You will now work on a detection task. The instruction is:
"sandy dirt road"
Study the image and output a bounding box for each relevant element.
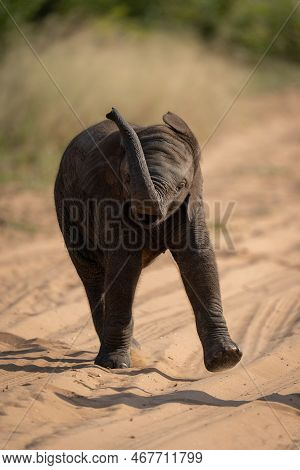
[0,92,299,450]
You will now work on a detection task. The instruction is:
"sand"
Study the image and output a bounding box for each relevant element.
[0,91,299,450]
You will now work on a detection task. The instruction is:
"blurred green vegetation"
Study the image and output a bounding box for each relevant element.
[1,0,300,61]
[0,1,300,189]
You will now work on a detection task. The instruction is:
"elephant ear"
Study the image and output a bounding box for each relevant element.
[162,112,199,152]
[163,111,202,221]
[163,111,192,135]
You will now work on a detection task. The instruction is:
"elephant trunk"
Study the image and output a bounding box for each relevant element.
[106,107,166,217]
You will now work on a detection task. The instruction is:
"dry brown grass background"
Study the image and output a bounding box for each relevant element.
[1,21,299,186]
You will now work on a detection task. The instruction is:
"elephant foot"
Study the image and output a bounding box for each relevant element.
[203,336,242,372]
[94,350,131,369]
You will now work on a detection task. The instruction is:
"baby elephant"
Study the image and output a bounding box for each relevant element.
[54,107,242,371]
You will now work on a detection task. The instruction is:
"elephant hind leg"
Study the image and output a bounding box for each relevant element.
[69,250,141,357]
[95,250,142,369]
[85,283,105,341]
[68,250,105,344]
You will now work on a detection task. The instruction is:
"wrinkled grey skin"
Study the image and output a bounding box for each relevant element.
[54,108,242,371]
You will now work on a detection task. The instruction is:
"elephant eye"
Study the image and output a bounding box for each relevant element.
[176,179,187,191]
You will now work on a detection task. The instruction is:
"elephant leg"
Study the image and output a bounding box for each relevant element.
[170,209,242,372]
[68,251,105,344]
[85,282,105,342]
[95,250,142,369]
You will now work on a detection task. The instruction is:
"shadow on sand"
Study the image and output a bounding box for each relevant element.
[55,388,300,412]
[1,347,299,414]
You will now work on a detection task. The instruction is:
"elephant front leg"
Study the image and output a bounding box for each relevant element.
[171,213,242,372]
[95,251,141,369]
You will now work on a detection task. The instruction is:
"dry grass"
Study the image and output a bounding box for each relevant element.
[0,21,299,186]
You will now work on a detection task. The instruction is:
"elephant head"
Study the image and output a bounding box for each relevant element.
[106,107,201,224]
